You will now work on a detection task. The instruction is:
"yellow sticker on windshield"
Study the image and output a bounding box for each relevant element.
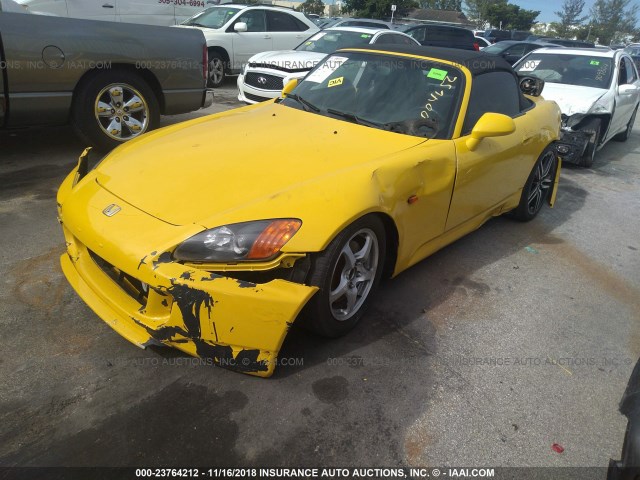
[427,68,448,80]
[328,77,344,88]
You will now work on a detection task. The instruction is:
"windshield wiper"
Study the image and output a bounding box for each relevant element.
[326,109,386,129]
[286,93,320,113]
[184,22,208,27]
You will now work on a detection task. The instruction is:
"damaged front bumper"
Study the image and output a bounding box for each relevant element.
[555,127,590,164]
[58,165,317,377]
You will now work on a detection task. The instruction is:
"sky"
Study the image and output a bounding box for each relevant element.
[509,0,597,23]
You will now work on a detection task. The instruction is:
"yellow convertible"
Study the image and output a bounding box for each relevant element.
[58,46,561,377]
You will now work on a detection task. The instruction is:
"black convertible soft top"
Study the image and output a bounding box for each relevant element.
[340,45,515,77]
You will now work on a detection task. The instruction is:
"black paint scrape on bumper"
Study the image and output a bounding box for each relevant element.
[555,129,590,164]
[608,358,640,480]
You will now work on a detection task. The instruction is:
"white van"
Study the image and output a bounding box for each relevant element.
[15,0,220,26]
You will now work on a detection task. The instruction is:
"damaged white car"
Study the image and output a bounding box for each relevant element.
[514,48,640,167]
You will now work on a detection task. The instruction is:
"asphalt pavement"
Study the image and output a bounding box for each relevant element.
[0,78,638,472]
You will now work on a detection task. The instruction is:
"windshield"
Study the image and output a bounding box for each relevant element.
[515,53,613,89]
[296,31,375,53]
[280,52,463,139]
[182,6,240,28]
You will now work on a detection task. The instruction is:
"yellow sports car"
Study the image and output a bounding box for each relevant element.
[58,46,562,377]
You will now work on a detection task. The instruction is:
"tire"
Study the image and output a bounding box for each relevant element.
[71,70,160,151]
[207,51,226,88]
[300,215,386,337]
[614,107,638,142]
[580,118,601,167]
[510,147,557,222]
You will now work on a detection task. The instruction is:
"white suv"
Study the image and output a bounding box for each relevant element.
[238,27,419,104]
[180,4,319,87]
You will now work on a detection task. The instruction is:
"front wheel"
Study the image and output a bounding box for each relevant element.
[614,107,637,142]
[509,147,557,222]
[581,118,601,167]
[300,216,386,337]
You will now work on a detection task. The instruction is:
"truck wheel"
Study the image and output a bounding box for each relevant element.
[614,107,637,142]
[72,70,160,150]
[580,118,601,168]
[208,52,226,88]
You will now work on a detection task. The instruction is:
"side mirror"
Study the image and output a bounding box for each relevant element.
[466,112,516,151]
[518,75,545,96]
[234,22,247,32]
[618,84,638,95]
[281,78,298,97]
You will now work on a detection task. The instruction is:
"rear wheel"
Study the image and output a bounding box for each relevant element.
[300,216,386,337]
[72,70,159,150]
[207,52,226,88]
[580,118,601,167]
[510,147,557,222]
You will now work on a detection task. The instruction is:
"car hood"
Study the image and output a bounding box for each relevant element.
[541,82,609,115]
[95,103,426,226]
[248,50,327,70]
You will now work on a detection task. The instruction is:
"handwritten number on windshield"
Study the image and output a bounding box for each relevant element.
[421,75,457,119]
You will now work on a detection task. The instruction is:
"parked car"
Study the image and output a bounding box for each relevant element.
[238,27,419,104]
[57,45,561,377]
[483,29,511,43]
[527,36,596,48]
[316,16,342,29]
[402,24,479,50]
[608,358,640,480]
[330,18,392,29]
[14,0,214,25]
[0,9,212,149]
[179,4,319,87]
[514,47,640,166]
[483,40,562,65]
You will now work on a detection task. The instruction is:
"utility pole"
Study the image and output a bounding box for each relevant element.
[391,4,396,24]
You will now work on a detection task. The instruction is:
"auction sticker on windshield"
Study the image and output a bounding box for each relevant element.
[518,59,541,72]
[306,56,348,83]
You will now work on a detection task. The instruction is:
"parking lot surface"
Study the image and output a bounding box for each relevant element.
[1,79,639,469]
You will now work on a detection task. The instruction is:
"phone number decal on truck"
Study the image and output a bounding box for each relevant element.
[158,0,206,7]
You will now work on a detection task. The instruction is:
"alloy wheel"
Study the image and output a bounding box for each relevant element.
[329,228,379,321]
[94,83,149,142]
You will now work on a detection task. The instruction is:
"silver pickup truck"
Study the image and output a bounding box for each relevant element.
[0,7,213,149]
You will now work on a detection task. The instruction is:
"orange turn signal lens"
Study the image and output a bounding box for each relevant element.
[247,219,302,260]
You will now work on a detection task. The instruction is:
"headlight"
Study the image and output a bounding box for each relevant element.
[173,219,302,263]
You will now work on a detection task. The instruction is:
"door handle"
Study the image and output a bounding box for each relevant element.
[102,3,114,8]
[263,35,271,39]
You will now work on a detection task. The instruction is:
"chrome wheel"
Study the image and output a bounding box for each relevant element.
[328,228,379,321]
[208,57,224,87]
[527,150,555,215]
[95,83,149,142]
